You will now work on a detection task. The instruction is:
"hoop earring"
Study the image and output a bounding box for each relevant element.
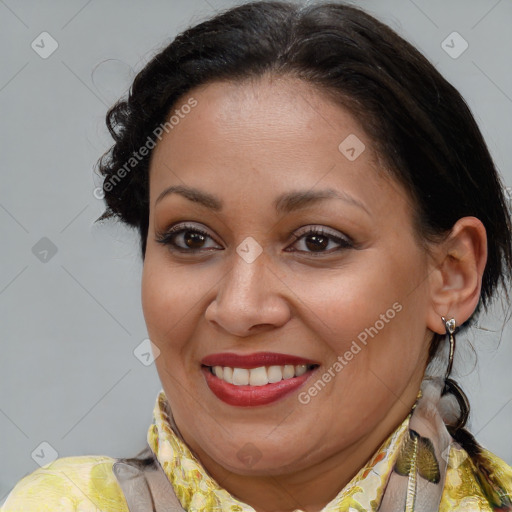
[440,316,470,432]
[441,316,456,380]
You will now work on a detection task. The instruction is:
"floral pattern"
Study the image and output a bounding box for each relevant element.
[2,389,511,512]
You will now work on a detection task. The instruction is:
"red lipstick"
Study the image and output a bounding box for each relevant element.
[201,352,319,369]
[200,352,319,407]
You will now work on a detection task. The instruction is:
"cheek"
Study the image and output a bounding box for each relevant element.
[290,253,428,380]
[141,256,204,347]
[286,257,404,341]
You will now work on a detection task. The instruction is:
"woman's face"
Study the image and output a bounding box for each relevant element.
[142,76,434,476]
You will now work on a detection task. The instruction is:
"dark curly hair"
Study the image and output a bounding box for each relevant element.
[96,0,511,448]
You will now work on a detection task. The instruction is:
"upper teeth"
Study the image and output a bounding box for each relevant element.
[210,364,313,386]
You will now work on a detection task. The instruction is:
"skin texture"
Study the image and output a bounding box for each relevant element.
[141,75,487,512]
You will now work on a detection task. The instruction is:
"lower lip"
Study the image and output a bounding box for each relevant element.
[201,366,318,407]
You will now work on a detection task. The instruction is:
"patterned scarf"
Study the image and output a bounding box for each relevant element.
[147,377,512,511]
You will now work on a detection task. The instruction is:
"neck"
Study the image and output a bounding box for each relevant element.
[182,385,420,512]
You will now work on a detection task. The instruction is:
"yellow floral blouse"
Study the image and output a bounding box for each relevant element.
[2,390,511,512]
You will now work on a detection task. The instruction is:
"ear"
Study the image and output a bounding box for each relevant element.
[426,217,487,334]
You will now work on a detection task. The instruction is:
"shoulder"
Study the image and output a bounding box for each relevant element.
[1,455,129,512]
[477,447,512,493]
[441,444,512,511]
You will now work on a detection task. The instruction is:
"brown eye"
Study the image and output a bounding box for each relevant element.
[155,223,221,252]
[182,230,207,249]
[304,232,330,252]
[286,227,353,256]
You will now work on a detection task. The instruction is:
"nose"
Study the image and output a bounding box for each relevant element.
[204,249,291,337]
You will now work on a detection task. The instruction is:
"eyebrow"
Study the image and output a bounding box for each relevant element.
[155,184,369,215]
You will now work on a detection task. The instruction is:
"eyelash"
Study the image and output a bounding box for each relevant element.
[155,222,353,256]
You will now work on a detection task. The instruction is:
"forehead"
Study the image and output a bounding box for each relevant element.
[148,76,411,220]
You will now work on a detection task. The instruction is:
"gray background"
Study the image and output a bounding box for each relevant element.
[1,0,511,503]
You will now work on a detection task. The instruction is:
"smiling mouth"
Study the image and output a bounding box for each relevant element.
[202,364,319,386]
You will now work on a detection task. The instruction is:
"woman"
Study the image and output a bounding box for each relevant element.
[2,1,511,511]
